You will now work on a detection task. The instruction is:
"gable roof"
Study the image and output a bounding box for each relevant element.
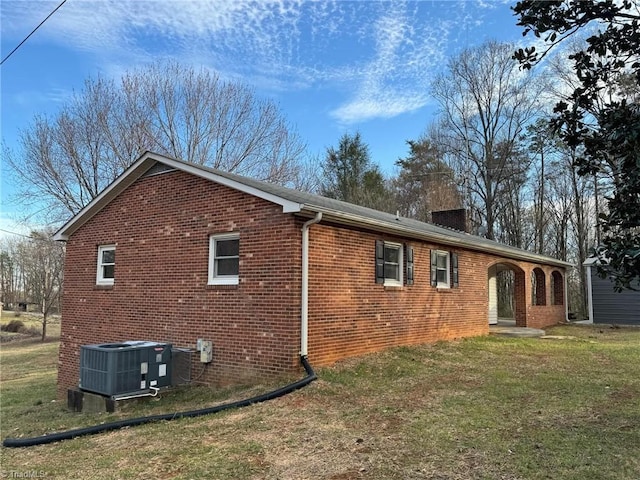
[54,151,572,268]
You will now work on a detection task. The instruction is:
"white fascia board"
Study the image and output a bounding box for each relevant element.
[53,152,303,241]
[583,257,599,266]
[301,206,573,269]
[150,154,303,214]
[53,156,157,241]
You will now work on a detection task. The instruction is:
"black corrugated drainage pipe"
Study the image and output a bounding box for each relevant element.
[3,356,316,448]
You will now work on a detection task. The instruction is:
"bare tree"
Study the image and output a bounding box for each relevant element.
[27,230,64,341]
[6,61,309,224]
[0,243,18,310]
[533,140,597,319]
[495,143,530,249]
[543,158,573,262]
[0,237,28,312]
[538,47,616,315]
[524,119,555,254]
[431,41,544,241]
[0,231,63,340]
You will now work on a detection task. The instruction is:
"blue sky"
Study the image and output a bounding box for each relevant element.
[1,0,532,236]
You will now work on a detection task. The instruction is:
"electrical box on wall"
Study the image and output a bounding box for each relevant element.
[200,340,213,363]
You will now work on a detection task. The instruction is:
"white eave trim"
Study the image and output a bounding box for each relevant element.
[159,155,303,214]
[298,206,573,269]
[53,157,154,241]
[583,257,599,266]
[53,152,302,241]
[52,151,572,270]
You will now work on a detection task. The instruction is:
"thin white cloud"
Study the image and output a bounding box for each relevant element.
[329,2,451,123]
[2,1,305,66]
[0,1,503,125]
[9,87,71,109]
[331,93,429,124]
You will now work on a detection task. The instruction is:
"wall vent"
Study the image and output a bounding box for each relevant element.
[142,162,177,178]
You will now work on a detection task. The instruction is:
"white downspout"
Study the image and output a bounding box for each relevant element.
[585,264,594,323]
[564,269,569,323]
[301,212,322,356]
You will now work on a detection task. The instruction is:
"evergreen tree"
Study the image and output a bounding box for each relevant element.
[321,132,393,212]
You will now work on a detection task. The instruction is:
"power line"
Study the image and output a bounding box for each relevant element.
[0,228,33,239]
[0,228,54,241]
[1,0,68,66]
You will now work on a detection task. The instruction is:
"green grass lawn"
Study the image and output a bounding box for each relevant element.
[1,324,639,479]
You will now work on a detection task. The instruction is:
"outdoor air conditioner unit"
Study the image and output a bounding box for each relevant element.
[79,341,172,397]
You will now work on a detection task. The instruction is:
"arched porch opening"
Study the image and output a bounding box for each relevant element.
[532,267,547,306]
[551,270,564,306]
[488,262,526,327]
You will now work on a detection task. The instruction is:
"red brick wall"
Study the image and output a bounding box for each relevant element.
[58,168,567,399]
[57,170,302,399]
[306,225,482,365]
[525,265,567,329]
[305,225,566,366]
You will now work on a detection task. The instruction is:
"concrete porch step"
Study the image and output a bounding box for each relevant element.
[489,325,546,338]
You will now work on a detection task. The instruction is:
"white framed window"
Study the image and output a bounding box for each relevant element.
[432,250,450,288]
[96,245,116,285]
[208,234,239,285]
[376,241,403,286]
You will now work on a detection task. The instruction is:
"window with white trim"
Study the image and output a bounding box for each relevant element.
[375,240,403,286]
[430,250,459,289]
[96,245,116,285]
[433,250,450,288]
[208,234,239,285]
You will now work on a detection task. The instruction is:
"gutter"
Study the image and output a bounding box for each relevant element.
[298,206,573,269]
[301,212,322,356]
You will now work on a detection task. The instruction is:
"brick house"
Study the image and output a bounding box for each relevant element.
[53,151,570,398]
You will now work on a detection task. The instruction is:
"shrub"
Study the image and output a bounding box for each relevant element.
[2,320,25,332]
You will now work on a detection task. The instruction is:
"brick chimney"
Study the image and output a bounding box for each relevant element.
[431,209,468,233]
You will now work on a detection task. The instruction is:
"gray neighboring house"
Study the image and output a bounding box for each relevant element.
[584,258,640,325]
